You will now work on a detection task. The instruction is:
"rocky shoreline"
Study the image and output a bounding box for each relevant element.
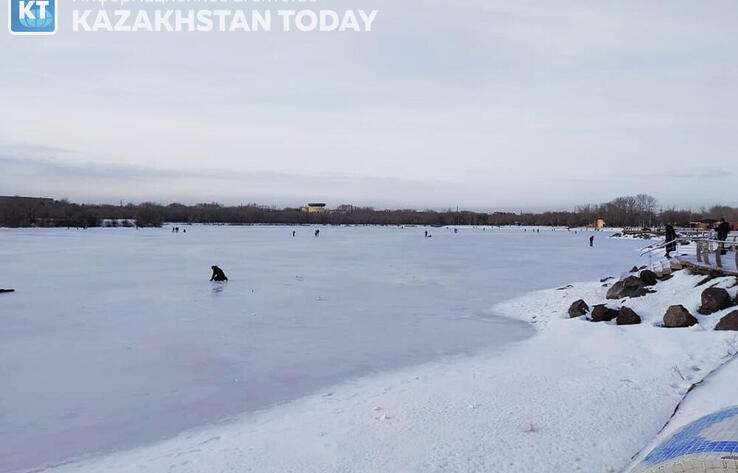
[567,264,738,330]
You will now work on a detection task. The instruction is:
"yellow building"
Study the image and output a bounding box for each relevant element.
[587,218,606,229]
[302,203,327,213]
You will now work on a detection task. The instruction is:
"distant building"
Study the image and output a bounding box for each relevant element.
[302,203,327,213]
[689,219,719,230]
[588,218,606,229]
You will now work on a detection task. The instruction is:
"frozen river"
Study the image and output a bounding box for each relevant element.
[0,225,644,472]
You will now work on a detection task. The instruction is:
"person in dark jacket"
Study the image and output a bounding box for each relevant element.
[716,218,731,255]
[664,223,677,258]
[717,218,731,240]
[210,265,228,282]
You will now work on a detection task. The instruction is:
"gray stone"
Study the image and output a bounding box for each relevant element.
[591,304,619,322]
[606,276,648,299]
[698,287,732,315]
[715,311,738,331]
[663,305,698,328]
[639,270,658,286]
[617,307,642,325]
[568,299,589,318]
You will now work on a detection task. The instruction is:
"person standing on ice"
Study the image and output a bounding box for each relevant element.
[589,235,594,247]
[292,230,296,237]
[664,222,677,258]
[314,229,320,237]
[210,265,228,282]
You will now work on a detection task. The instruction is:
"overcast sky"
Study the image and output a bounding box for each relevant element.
[1,0,737,210]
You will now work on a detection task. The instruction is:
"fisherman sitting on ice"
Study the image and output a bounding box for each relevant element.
[210,265,228,282]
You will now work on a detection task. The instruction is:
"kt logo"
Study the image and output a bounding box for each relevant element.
[9,0,56,34]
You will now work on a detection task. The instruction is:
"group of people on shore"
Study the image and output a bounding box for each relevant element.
[664,218,733,258]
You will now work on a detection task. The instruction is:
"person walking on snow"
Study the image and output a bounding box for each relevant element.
[664,222,677,258]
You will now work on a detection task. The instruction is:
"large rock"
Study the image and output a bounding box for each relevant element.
[606,276,648,299]
[715,311,738,331]
[698,287,732,315]
[568,299,589,318]
[617,307,642,325]
[663,305,698,328]
[591,304,619,322]
[639,270,658,286]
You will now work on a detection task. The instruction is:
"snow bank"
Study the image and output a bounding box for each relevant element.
[43,268,738,473]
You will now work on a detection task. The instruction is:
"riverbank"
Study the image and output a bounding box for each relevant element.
[38,260,738,473]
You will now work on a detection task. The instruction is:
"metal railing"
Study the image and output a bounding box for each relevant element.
[640,236,738,271]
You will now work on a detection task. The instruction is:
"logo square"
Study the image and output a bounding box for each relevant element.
[9,0,56,35]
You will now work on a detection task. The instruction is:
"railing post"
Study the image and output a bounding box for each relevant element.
[715,243,722,268]
[704,242,711,266]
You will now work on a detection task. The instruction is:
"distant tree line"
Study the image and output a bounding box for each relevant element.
[0,194,736,228]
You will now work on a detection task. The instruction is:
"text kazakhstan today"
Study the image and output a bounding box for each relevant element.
[72,8,379,32]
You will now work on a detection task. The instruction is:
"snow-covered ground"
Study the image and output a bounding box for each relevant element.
[31,265,737,473]
[1,225,640,473]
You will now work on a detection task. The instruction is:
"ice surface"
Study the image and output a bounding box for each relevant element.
[0,225,642,472]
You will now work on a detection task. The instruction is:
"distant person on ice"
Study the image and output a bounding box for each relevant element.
[292,230,296,237]
[210,265,228,282]
[589,235,594,247]
[314,229,320,237]
[663,222,678,258]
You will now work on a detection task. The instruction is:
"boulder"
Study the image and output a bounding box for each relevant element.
[663,305,698,328]
[639,270,658,286]
[606,276,648,299]
[591,304,619,322]
[697,287,732,315]
[715,311,738,331]
[568,299,589,318]
[629,266,639,273]
[617,307,642,325]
